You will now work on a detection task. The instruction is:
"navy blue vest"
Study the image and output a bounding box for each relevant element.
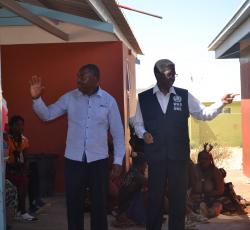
[138,87,190,161]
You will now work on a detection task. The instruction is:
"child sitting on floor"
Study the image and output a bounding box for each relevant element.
[112,153,148,228]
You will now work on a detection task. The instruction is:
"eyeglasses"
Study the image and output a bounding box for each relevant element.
[166,73,178,79]
[161,71,178,79]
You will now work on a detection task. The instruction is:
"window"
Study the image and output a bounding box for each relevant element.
[223,107,231,113]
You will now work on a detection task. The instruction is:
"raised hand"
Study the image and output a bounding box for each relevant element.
[221,93,239,105]
[30,75,44,99]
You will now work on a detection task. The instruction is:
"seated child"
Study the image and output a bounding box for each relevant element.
[113,153,148,228]
[190,144,224,218]
[218,168,249,215]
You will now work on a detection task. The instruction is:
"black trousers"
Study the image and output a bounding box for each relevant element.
[28,162,40,207]
[146,159,188,230]
[64,157,108,230]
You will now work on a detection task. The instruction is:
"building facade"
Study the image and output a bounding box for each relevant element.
[208,0,250,177]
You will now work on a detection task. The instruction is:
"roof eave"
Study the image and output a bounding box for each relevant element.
[101,0,143,55]
[208,0,250,59]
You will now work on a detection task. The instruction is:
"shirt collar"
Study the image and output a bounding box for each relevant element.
[95,87,104,97]
[153,84,176,95]
[77,86,104,97]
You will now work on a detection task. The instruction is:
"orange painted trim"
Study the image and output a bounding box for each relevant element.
[241,99,250,178]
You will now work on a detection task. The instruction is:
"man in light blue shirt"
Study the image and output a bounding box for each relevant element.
[30,64,125,230]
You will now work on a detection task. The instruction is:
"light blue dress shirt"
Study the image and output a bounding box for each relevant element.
[33,88,125,165]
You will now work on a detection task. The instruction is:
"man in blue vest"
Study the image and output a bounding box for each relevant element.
[133,59,237,230]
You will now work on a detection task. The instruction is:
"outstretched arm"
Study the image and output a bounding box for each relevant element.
[189,92,239,121]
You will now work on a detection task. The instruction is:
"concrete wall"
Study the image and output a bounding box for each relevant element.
[189,101,242,147]
[1,41,130,192]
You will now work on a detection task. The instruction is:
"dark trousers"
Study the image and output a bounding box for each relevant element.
[28,162,40,207]
[118,187,136,214]
[64,157,108,230]
[146,159,188,230]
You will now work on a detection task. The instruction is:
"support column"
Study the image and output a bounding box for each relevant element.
[240,41,250,178]
[0,45,6,229]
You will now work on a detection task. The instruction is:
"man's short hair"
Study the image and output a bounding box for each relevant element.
[79,64,100,79]
[154,59,175,76]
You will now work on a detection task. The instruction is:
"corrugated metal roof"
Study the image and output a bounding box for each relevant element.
[20,0,102,20]
[208,0,250,54]
[16,0,142,54]
[102,0,142,54]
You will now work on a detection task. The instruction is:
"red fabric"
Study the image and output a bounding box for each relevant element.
[6,173,28,213]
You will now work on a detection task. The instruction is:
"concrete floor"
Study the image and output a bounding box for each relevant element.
[8,148,250,230]
[9,168,250,230]
[10,209,250,230]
